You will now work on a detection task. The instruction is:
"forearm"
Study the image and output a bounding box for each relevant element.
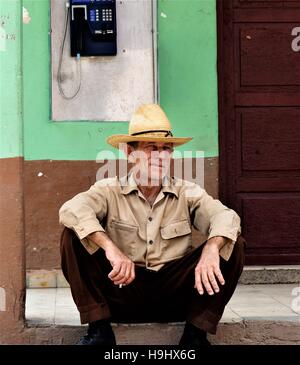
[205,236,229,251]
[87,231,116,251]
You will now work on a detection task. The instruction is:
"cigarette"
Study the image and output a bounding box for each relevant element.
[119,284,123,288]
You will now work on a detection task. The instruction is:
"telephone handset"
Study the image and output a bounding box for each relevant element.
[70,0,117,57]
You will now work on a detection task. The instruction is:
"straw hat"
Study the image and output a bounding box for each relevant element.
[106,104,192,149]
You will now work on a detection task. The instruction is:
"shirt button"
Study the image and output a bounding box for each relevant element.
[148,217,152,221]
[149,240,153,244]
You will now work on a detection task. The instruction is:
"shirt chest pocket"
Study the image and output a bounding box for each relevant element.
[108,220,138,260]
[160,219,192,259]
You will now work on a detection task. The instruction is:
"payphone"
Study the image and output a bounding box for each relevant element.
[57,0,117,100]
[70,0,117,56]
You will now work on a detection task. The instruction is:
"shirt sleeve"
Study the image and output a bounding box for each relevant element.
[186,184,241,261]
[59,181,109,254]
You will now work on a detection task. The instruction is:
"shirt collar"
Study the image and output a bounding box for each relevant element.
[120,173,178,198]
[161,175,178,198]
[120,173,138,195]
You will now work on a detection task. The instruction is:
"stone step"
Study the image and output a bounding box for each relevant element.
[239,265,300,285]
[25,284,300,345]
[26,266,300,288]
[23,320,300,345]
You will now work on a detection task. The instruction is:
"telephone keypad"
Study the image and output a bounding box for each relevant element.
[90,7,113,22]
[102,8,113,22]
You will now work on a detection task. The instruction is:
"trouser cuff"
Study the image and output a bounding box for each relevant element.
[187,309,222,334]
[78,303,111,324]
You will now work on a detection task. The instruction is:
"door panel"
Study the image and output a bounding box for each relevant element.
[239,25,300,86]
[240,194,300,264]
[238,108,300,172]
[217,0,300,264]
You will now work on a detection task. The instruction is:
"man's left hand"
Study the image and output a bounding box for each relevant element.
[194,237,227,295]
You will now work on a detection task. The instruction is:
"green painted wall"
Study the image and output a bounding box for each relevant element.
[22,0,218,161]
[158,0,218,157]
[0,0,23,158]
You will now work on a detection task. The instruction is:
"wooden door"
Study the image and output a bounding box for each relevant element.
[217,0,300,264]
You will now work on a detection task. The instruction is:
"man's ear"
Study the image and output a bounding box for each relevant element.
[119,143,132,157]
[127,145,135,157]
[123,144,137,164]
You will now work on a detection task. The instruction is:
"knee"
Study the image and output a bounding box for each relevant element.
[236,235,246,252]
[232,235,246,267]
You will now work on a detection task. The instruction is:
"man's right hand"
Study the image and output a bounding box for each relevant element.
[105,244,135,286]
[87,231,135,286]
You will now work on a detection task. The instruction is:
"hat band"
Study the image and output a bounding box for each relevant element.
[131,129,173,137]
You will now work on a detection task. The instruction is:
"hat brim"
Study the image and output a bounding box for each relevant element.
[106,135,193,149]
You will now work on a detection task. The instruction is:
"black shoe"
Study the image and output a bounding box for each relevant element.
[76,319,116,345]
[179,322,211,347]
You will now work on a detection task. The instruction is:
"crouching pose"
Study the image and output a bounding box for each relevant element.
[59,104,245,346]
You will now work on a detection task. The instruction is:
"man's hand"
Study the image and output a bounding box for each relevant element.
[194,237,227,295]
[105,244,135,286]
[87,231,135,286]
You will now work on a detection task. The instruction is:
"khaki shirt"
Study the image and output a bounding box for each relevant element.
[59,174,241,271]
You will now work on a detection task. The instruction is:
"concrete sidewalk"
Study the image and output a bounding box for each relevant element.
[25,284,300,345]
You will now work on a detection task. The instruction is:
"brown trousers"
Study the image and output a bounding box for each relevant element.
[60,228,246,334]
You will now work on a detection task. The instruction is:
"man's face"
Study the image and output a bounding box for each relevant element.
[128,141,174,185]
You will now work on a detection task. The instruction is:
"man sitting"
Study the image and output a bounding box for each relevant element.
[59,104,245,346]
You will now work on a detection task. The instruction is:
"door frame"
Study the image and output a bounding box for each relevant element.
[216,0,233,206]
